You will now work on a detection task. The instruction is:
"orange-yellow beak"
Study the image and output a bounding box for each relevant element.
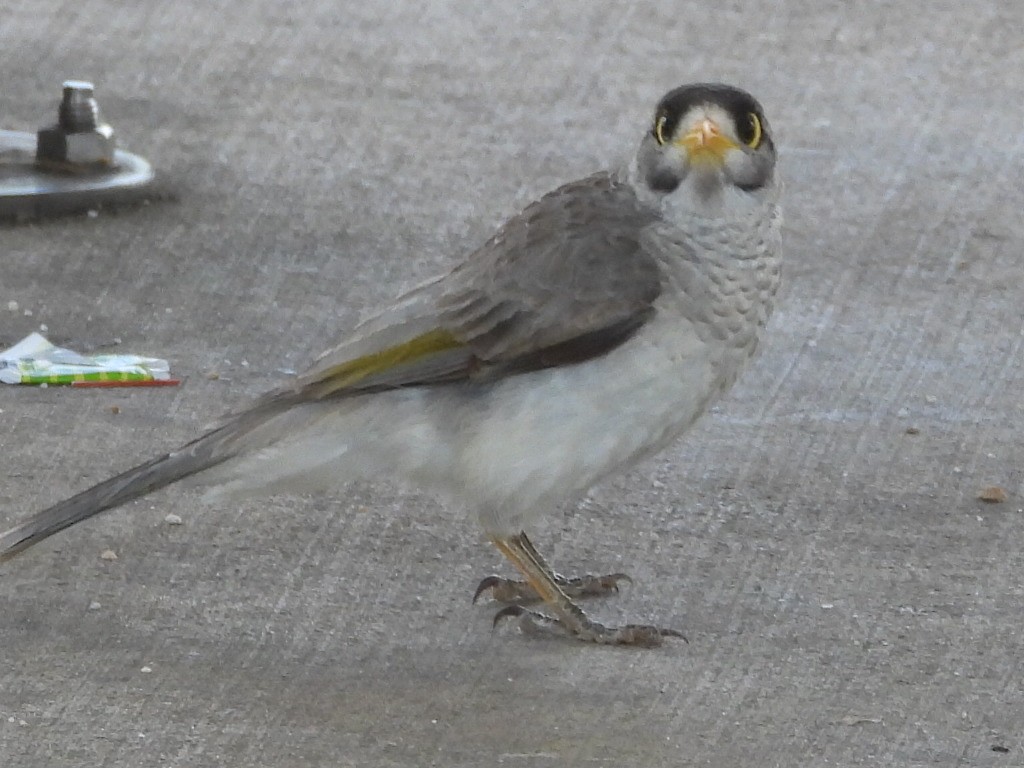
[677,117,738,166]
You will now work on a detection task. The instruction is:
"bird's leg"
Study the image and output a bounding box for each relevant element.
[473,532,630,604]
[484,532,684,647]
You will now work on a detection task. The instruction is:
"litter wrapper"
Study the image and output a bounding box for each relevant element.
[0,332,178,387]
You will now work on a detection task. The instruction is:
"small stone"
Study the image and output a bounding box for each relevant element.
[904,426,920,435]
[978,486,1007,504]
[88,601,102,611]
[206,371,220,381]
[6,300,17,312]
[39,323,48,332]
[110,405,121,415]
[164,513,183,526]
[140,666,152,674]
[839,715,882,726]
[23,308,32,317]
[100,549,118,561]
[86,210,99,219]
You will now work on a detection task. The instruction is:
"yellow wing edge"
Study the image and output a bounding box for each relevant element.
[308,328,465,398]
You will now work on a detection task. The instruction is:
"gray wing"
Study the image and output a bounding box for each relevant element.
[0,173,663,561]
[438,171,662,371]
[293,172,664,399]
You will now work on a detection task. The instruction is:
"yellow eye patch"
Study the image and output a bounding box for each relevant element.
[745,112,762,148]
[654,114,668,146]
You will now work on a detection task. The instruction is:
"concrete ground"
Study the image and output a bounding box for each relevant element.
[2,2,1022,766]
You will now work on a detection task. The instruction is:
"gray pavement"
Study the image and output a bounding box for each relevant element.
[2,2,1023,766]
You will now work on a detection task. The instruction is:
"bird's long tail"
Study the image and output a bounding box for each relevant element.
[0,429,234,563]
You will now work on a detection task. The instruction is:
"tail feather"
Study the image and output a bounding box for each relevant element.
[0,432,230,562]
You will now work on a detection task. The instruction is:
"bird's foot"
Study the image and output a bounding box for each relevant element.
[492,605,686,648]
[483,533,681,648]
[473,572,631,604]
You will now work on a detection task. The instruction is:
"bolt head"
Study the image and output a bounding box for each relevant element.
[37,123,116,166]
[63,80,96,96]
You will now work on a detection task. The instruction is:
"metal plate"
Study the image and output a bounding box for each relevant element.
[0,129,155,220]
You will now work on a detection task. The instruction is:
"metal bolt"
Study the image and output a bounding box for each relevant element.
[58,81,102,132]
[37,79,116,167]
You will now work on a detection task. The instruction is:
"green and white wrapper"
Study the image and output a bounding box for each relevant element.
[0,332,171,385]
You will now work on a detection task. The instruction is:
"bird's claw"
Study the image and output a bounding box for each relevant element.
[473,571,633,605]
[569,572,632,598]
[473,575,504,604]
[618,624,689,646]
[491,605,686,646]
[492,603,527,628]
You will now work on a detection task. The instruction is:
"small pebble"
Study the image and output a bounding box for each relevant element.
[23,308,32,317]
[905,426,920,435]
[88,601,102,611]
[206,371,220,381]
[140,666,152,674]
[978,486,1008,504]
[164,513,183,526]
[6,300,17,312]
[86,209,99,218]
[39,323,48,332]
[100,549,118,561]
[110,405,121,415]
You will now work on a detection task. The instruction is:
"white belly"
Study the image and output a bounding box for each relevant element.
[451,314,719,533]
[200,310,727,537]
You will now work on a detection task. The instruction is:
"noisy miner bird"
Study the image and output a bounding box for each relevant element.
[0,83,781,647]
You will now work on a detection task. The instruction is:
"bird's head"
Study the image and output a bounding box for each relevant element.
[634,83,776,201]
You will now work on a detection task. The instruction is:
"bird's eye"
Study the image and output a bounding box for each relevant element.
[740,112,762,148]
[653,114,668,146]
